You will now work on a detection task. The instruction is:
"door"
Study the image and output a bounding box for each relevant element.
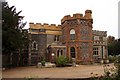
[70,47,76,58]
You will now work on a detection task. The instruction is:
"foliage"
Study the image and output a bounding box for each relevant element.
[107,36,115,44]
[114,56,120,79]
[91,56,120,80]
[108,39,120,56]
[2,2,29,67]
[40,56,46,66]
[2,2,29,54]
[41,61,45,66]
[56,56,69,67]
[108,56,117,63]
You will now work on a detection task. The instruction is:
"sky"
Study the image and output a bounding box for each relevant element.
[6,0,119,38]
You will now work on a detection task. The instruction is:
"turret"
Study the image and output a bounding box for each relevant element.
[61,10,93,24]
[84,10,92,19]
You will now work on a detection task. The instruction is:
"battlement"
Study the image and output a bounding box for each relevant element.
[61,10,92,23]
[93,30,107,36]
[85,10,92,14]
[29,22,61,30]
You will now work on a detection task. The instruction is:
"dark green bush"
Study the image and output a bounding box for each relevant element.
[114,56,120,79]
[108,56,117,63]
[41,61,45,66]
[56,56,68,67]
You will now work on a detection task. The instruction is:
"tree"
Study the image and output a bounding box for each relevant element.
[2,2,29,54]
[2,2,29,67]
[108,38,120,56]
[107,36,115,45]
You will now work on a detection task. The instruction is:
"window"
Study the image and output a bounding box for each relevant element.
[94,36,99,40]
[54,35,60,41]
[57,35,60,41]
[61,50,63,55]
[68,20,78,26]
[57,50,59,57]
[33,43,36,48]
[70,29,75,40]
[80,20,86,25]
[39,29,45,32]
[57,49,63,57]
[80,20,83,24]
[32,41,38,50]
[99,36,103,41]
[93,48,98,55]
[54,35,56,41]
[31,29,39,32]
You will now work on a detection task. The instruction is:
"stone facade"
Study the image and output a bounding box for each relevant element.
[28,10,108,65]
[29,23,63,65]
[29,34,47,65]
[61,10,93,63]
[93,30,108,62]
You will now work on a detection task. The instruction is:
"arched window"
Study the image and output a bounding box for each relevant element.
[57,49,63,57]
[33,42,36,48]
[70,29,75,40]
[54,35,60,41]
[32,41,38,50]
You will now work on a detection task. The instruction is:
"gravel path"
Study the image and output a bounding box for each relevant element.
[2,63,114,78]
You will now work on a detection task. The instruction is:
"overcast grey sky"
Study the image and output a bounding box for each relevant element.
[6,0,119,38]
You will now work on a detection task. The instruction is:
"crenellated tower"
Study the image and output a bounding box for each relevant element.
[61,10,93,63]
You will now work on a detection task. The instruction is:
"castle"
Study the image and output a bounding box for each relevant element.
[28,10,108,65]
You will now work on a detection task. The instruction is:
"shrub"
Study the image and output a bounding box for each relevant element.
[56,56,68,67]
[41,61,45,66]
[114,56,120,79]
[108,56,117,63]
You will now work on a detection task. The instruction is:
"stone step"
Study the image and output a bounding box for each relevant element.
[45,62,56,68]
[37,62,56,68]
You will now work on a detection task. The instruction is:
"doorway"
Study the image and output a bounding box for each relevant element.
[70,47,76,58]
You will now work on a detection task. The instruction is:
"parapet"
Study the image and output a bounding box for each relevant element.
[43,23,49,25]
[51,24,56,26]
[29,22,61,30]
[61,10,92,23]
[73,13,83,18]
[93,30,107,36]
[85,10,92,14]
[29,22,34,24]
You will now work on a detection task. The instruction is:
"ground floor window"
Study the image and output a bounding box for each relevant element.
[32,41,38,50]
[93,47,99,55]
[57,49,63,57]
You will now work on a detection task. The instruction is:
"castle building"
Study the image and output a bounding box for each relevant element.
[28,10,108,65]
[93,30,108,62]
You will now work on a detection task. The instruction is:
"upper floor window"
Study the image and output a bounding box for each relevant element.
[99,36,103,41]
[80,20,86,25]
[94,36,99,40]
[39,29,45,32]
[54,35,60,41]
[31,29,39,32]
[70,29,75,40]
